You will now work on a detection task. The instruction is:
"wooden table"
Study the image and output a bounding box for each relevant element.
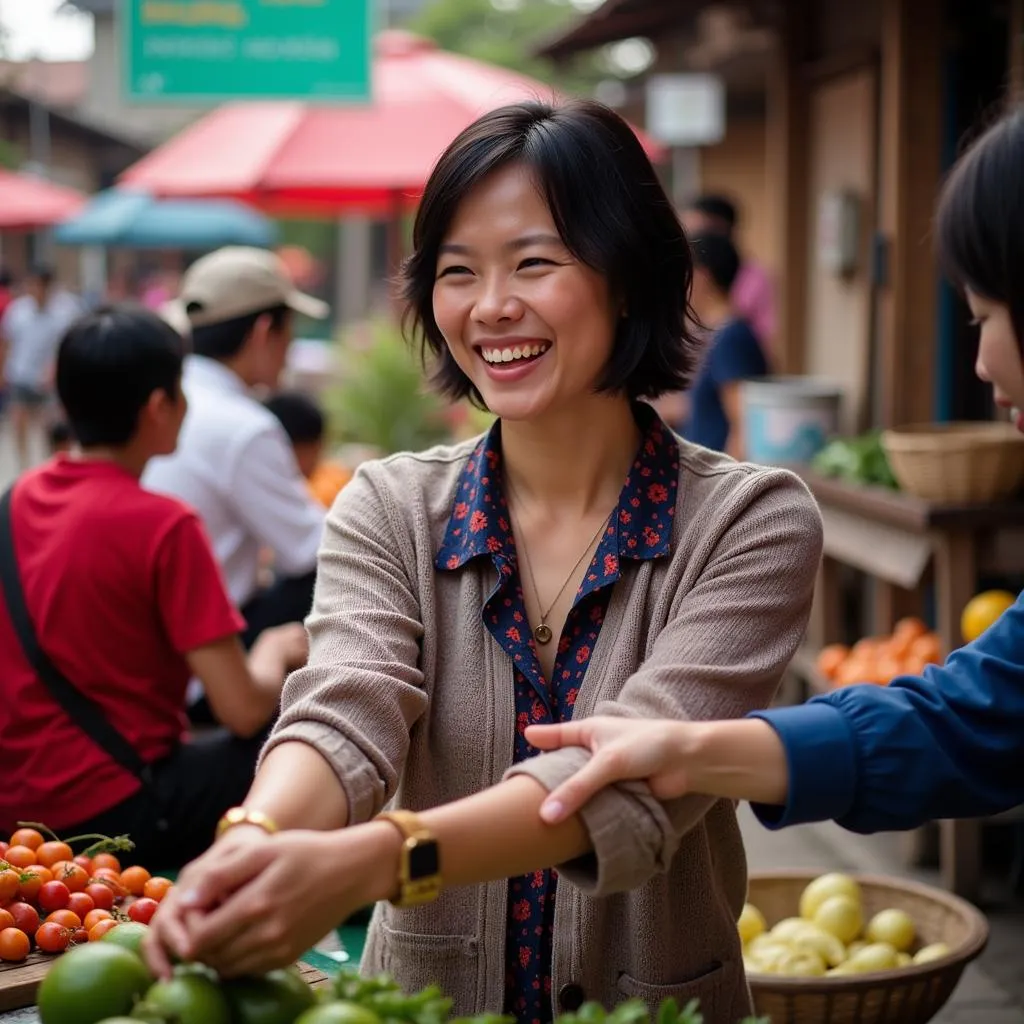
[789,468,1024,903]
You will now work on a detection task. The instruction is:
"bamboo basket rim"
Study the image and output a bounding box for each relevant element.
[744,870,989,994]
[882,422,1024,446]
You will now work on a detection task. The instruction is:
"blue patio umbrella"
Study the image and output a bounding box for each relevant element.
[54,188,278,249]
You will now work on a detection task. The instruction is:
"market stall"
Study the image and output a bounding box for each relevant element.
[787,462,1024,902]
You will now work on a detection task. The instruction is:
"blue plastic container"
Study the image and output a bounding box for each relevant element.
[742,377,844,466]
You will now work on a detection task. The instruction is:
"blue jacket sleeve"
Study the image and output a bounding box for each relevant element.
[747,590,1024,832]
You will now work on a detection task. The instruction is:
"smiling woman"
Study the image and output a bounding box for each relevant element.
[145,99,824,1024]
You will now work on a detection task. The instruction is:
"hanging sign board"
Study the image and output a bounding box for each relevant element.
[122,0,373,103]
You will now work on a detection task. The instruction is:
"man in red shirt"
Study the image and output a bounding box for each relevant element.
[0,305,307,866]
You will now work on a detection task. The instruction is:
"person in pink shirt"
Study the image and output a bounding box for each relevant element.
[682,194,776,358]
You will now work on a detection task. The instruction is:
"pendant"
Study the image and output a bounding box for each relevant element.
[533,622,553,645]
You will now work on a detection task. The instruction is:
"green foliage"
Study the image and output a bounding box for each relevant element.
[323,318,452,454]
[407,0,613,97]
[329,968,770,1024]
[812,431,899,489]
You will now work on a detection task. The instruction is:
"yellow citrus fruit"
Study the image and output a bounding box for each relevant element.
[737,903,767,944]
[799,873,862,920]
[846,942,899,972]
[865,908,916,952]
[961,590,1016,643]
[812,895,863,944]
[913,942,952,965]
[896,952,913,967]
[771,917,815,942]
[789,925,847,968]
[775,949,827,977]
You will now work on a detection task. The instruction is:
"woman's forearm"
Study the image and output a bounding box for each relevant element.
[345,775,592,905]
[244,741,351,831]
[688,718,790,805]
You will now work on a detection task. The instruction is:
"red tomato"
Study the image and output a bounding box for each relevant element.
[127,898,158,925]
[0,841,8,859]
[0,927,29,962]
[90,853,121,873]
[89,869,125,899]
[55,863,89,893]
[38,880,71,913]
[84,883,115,911]
[5,846,37,869]
[8,829,44,851]
[87,918,118,941]
[17,866,52,902]
[143,877,174,903]
[72,854,93,873]
[45,909,81,929]
[36,842,74,869]
[70,927,88,945]
[7,903,39,936]
[0,910,12,931]
[0,869,20,903]
[82,909,112,931]
[119,866,150,897]
[66,891,95,919]
[35,921,71,954]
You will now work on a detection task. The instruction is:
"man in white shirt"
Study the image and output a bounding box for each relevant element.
[0,266,83,469]
[144,247,329,650]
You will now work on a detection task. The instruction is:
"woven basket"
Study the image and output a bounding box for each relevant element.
[745,871,988,1024]
[881,421,1024,504]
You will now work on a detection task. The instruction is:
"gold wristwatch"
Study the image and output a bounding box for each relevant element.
[376,809,442,909]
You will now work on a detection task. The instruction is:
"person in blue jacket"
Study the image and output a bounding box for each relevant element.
[528,106,1024,836]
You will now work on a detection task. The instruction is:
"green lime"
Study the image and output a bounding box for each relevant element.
[135,973,231,1024]
[295,1003,383,1024]
[100,922,151,959]
[222,969,317,1024]
[37,943,153,1024]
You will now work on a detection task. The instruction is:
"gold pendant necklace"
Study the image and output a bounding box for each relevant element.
[509,502,610,646]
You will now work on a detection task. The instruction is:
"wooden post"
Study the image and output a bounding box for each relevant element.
[765,0,812,376]
[876,0,943,428]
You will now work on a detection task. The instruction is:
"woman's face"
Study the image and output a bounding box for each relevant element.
[432,163,619,422]
[966,289,1024,431]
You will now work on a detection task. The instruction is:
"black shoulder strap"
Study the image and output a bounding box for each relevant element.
[0,485,152,783]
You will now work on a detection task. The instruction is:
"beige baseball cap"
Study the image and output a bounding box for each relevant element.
[168,246,330,328]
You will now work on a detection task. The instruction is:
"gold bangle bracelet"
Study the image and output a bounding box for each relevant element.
[216,807,279,839]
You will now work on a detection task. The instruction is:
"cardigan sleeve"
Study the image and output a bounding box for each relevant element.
[506,468,823,896]
[258,465,428,826]
[750,590,1024,831]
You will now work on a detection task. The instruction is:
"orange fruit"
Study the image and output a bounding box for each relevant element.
[815,644,850,681]
[118,866,150,897]
[893,617,928,640]
[909,633,942,666]
[961,590,1016,644]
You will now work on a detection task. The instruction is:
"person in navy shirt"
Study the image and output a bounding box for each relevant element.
[528,105,1024,837]
[682,233,767,457]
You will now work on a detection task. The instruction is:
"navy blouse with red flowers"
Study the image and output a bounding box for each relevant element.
[435,403,680,1024]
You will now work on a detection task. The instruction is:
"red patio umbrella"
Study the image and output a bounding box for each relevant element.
[119,31,665,219]
[0,168,86,229]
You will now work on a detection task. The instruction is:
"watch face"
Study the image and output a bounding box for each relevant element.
[409,841,439,879]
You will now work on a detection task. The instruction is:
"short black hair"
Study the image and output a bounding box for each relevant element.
[402,99,698,407]
[188,303,291,361]
[936,106,1024,352]
[56,304,184,447]
[48,419,73,448]
[688,194,738,231]
[264,390,325,444]
[27,264,55,286]
[692,233,742,294]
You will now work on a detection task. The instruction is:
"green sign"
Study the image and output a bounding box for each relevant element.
[122,0,373,103]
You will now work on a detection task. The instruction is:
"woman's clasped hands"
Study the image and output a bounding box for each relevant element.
[143,822,400,979]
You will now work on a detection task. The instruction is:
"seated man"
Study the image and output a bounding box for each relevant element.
[144,247,330,648]
[0,305,307,867]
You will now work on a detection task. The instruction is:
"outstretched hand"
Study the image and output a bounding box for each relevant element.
[526,717,697,823]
